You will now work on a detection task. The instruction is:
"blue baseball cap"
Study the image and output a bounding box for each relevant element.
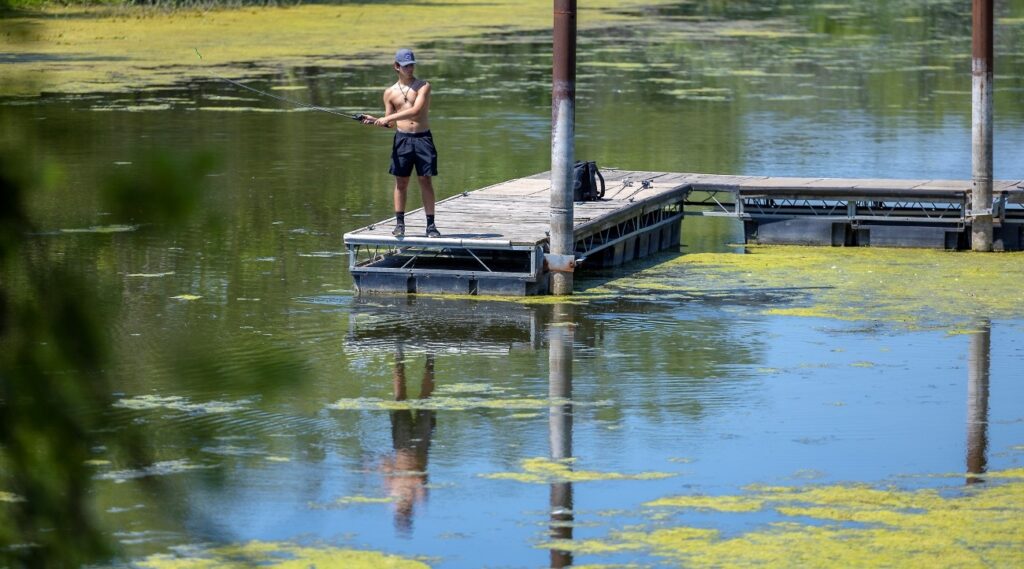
[394,48,417,66]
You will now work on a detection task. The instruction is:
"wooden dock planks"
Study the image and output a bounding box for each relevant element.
[343,168,694,248]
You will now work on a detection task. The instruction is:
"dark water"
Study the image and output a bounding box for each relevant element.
[3,1,1024,566]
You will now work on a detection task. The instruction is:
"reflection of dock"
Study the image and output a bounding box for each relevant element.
[345,297,543,355]
[343,170,1024,296]
[342,297,607,356]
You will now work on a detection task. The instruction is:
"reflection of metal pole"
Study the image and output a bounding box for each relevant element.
[966,321,991,483]
[551,0,577,295]
[971,0,994,251]
[548,303,574,567]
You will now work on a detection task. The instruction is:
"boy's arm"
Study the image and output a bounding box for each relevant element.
[378,83,430,124]
[368,88,396,127]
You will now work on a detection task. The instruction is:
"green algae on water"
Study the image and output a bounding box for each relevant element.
[60,224,138,233]
[197,106,295,113]
[594,246,1024,329]
[170,294,202,301]
[127,271,175,278]
[334,495,393,504]
[646,494,764,512]
[0,0,678,97]
[96,459,211,483]
[983,468,1024,479]
[114,394,249,414]
[482,457,674,484]
[541,468,1024,568]
[91,103,173,112]
[329,396,558,412]
[308,495,395,509]
[200,444,267,458]
[433,382,508,395]
[717,28,813,39]
[134,541,430,569]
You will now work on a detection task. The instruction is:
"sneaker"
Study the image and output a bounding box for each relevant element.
[392,223,405,237]
[425,224,441,238]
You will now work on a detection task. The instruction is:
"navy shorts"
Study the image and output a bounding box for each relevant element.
[389,130,438,177]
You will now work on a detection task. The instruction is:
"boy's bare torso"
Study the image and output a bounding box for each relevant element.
[386,79,430,133]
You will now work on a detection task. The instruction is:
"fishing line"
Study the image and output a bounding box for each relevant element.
[194,48,381,125]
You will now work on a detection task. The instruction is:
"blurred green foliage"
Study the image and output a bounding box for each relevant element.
[0,121,216,566]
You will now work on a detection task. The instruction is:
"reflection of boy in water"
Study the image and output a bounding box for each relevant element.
[381,353,436,534]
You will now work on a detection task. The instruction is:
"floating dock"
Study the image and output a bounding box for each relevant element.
[685,174,1024,250]
[343,169,1024,296]
[343,169,689,296]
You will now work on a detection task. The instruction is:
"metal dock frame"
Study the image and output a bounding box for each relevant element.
[343,186,689,296]
[684,179,1024,250]
[572,195,685,267]
[345,235,546,296]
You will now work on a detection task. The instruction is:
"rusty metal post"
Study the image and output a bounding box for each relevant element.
[966,321,991,484]
[972,0,994,251]
[548,303,574,567]
[550,0,577,295]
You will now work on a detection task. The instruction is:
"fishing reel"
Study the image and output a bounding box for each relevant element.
[352,114,391,128]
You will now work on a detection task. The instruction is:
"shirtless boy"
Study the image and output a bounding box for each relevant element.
[363,48,440,238]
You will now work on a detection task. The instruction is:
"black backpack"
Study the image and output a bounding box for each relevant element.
[573,161,605,202]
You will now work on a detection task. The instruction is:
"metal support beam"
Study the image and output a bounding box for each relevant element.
[551,0,577,295]
[972,0,994,251]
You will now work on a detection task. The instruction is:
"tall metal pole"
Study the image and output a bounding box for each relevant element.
[550,0,577,295]
[971,0,994,251]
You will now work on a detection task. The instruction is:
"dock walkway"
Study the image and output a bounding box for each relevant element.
[685,174,1024,249]
[343,170,1024,296]
[344,168,690,295]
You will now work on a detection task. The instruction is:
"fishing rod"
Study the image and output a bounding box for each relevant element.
[194,48,387,126]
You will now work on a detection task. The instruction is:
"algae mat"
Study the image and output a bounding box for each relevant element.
[590,246,1024,329]
[133,541,429,568]
[542,469,1024,567]
[481,457,674,484]
[0,0,670,97]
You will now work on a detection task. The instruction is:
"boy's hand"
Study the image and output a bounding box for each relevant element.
[360,115,377,125]
[374,117,390,128]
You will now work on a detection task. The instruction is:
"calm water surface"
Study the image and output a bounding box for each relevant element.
[4,1,1024,566]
